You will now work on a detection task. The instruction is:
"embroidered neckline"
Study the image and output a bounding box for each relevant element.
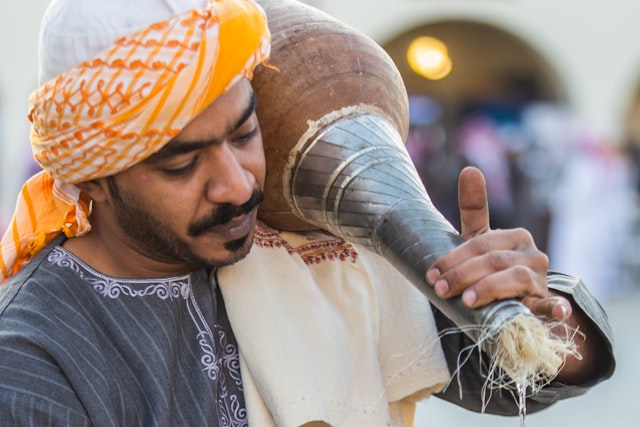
[47,246,191,299]
[254,222,359,265]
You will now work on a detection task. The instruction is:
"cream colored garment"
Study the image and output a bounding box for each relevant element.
[218,224,450,427]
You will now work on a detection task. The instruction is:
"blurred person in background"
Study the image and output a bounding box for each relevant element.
[454,112,517,231]
[546,126,638,302]
[406,94,466,229]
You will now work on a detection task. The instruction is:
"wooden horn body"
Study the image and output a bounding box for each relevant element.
[254,0,409,230]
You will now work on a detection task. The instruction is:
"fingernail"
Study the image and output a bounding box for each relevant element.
[462,289,477,306]
[559,304,568,319]
[427,268,440,284]
[434,279,449,297]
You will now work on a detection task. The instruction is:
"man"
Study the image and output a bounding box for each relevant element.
[0,0,613,426]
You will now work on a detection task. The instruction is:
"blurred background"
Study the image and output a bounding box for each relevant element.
[1,0,638,425]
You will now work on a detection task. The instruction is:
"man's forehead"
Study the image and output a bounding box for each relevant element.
[149,86,258,159]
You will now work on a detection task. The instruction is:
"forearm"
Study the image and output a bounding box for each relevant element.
[543,271,615,385]
[432,271,615,415]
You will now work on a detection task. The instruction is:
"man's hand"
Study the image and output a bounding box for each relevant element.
[426,166,571,321]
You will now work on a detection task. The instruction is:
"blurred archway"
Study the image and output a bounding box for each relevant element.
[385,20,565,117]
[383,20,567,251]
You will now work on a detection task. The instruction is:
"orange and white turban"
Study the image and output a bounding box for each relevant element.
[0,0,271,283]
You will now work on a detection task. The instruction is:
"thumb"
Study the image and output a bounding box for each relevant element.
[458,166,490,239]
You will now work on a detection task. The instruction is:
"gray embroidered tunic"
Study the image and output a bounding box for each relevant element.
[0,241,246,426]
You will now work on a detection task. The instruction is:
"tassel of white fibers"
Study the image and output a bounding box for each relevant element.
[441,312,582,411]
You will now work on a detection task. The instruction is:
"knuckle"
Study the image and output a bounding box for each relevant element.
[512,265,547,296]
[515,227,532,238]
[537,251,550,270]
[468,236,491,256]
[513,264,535,283]
[513,227,533,241]
[510,227,536,248]
[487,250,514,270]
[524,245,549,272]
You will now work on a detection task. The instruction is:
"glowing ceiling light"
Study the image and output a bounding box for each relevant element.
[407,36,452,80]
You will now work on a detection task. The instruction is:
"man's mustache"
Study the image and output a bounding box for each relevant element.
[188,189,263,237]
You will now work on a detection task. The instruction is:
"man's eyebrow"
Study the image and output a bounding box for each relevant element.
[234,90,258,134]
[149,91,258,160]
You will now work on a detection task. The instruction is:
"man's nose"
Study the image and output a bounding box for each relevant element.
[205,145,255,206]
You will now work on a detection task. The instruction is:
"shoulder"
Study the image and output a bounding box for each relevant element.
[0,238,94,366]
[0,243,91,424]
[0,239,82,319]
[1,240,61,314]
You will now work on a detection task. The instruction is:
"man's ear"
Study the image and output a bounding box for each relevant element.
[75,178,110,203]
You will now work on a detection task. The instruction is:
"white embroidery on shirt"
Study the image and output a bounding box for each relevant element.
[47,247,190,299]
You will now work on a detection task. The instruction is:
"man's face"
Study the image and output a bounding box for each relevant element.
[106,79,266,269]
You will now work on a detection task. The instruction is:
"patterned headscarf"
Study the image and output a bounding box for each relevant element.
[0,0,271,283]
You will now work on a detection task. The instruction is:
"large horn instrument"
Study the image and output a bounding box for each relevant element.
[254,0,574,391]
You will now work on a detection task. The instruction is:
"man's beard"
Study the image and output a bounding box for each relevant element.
[106,176,262,268]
